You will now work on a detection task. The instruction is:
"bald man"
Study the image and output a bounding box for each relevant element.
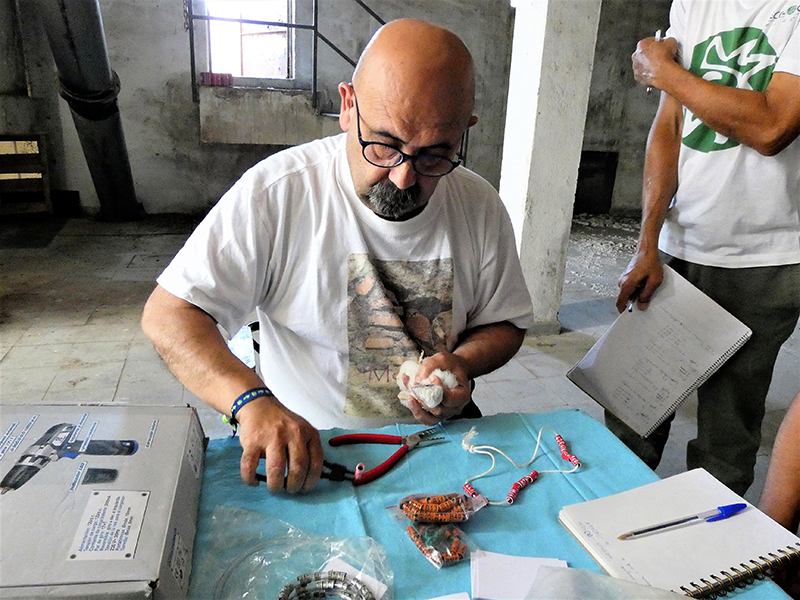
[142,19,534,493]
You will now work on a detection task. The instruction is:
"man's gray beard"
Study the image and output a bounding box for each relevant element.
[366,180,422,219]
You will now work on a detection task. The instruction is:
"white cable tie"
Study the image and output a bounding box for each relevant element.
[461,427,479,451]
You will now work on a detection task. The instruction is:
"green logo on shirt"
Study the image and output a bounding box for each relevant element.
[683,27,777,152]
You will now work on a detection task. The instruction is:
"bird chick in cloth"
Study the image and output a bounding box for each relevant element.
[397,359,458,410]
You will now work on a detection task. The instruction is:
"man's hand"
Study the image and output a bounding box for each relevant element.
[235,394,324,493]
[616,250,664,313]
[142,286,325,493]
[399,322,525,424]
[404,352,472,425]
[632,36,679,91]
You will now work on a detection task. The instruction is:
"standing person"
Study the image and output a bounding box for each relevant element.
[613,1,800,495]
[142,19,534,494]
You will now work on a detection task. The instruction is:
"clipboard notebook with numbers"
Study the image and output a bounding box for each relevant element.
[566,266,751,437]
[559,468,800,598]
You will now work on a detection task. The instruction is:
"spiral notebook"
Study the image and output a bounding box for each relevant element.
[559,469,800,598]
[566,266,751,437]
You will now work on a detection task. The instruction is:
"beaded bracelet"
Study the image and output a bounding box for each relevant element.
[222,387,273,435]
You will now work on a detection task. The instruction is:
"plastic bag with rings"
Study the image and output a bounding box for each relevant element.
[188,506,393,600]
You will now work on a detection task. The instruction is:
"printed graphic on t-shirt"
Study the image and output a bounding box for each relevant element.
[683,27,777,152]
[345,254,454,419]
[766,3,800,26]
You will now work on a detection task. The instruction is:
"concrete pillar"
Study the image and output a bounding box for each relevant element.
[500,0,602,334]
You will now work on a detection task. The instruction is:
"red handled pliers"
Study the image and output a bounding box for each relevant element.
[328,425,445,486]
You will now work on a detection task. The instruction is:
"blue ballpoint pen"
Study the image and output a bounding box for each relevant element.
[626,286,643,312]
[618,503,747,540]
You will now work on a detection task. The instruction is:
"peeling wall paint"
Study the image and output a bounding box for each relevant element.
[4,0,670,217]
[199,87,341,145]
[40,0,515,215]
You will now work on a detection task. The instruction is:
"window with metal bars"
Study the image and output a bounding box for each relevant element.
[187,0,313,93]
[207,0,291,79]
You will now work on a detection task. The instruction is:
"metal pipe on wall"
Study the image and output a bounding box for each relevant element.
[34,0,142,221]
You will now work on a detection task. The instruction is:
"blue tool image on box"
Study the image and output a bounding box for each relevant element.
[0,422,138,494]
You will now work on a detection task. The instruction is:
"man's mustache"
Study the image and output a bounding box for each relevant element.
[366,180,422,219]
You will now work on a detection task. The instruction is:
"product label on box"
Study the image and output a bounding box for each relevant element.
[169,528,190,589]
[1,415,39,460]
[13,415,38,452]
[0,421,19,461]
[69,413,89,444]
[68,491,150,560]
[146,419,158,449]
[69,461,88,492]
[79,420,99,452]
[186,420,203,479]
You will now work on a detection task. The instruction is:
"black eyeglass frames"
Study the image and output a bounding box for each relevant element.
[353,93,463,177]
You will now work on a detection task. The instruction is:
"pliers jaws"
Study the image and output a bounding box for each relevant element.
[255,459,355,484]
[403,426,446,450]
[320,459,354,482]
[328,424,445,485]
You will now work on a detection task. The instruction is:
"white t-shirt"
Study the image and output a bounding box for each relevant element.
[158,133,535,429]
[660,0,800,267]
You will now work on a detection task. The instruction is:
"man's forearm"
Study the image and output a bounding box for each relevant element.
[615,93,682,311]
[141,285,264,417]
[452,321,525,380]
[760,392,800,532]
[638,94,682,254]
[657,63,800,156]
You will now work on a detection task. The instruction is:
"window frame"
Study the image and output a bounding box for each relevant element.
[187,0,313,94]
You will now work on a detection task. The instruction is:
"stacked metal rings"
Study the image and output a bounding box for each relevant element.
[276,570,376,600]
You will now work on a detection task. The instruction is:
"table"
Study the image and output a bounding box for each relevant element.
[189,409,788,599]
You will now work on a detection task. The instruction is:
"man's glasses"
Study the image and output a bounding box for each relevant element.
[353,93,463,177]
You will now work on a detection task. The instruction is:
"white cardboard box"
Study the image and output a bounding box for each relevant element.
[0,404,205,599]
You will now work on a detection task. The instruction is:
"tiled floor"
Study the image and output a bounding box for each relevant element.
[1,214,797,505]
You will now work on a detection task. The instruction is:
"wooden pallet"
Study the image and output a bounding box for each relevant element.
[0,135,51,216]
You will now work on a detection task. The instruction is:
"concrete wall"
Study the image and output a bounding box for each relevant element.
[582,0,672,215]
[359,0,516,186]
[5,0,513,216]
[290,0,515,186]
[57,0,277,215]
[199,87,341,145]
[1,0,67,191]
[501,0,602,333]
[0,0,27,96]
[4,0,670,217]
